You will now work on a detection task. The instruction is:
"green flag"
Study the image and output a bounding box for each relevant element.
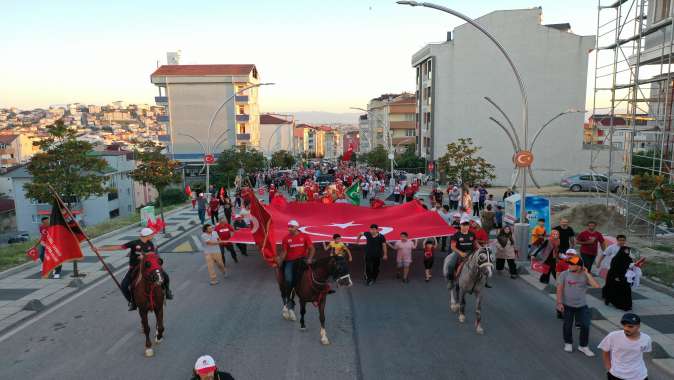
[345,181,361,205]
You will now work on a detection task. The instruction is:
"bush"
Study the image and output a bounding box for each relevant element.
[157,188,188,206]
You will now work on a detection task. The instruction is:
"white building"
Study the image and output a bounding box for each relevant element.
[358,114,370,152]
[259,114,294,157]
[411,8,596,186]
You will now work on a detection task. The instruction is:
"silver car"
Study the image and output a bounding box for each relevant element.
[560,174,621,192]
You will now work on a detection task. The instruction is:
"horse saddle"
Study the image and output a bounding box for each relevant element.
[454,259,466,280]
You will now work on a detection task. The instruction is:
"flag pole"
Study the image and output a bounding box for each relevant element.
[47,185,123,291]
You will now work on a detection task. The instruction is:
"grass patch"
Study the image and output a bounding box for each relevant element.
[0,203,186,272]
[642,258,674,287]
[652,244,674,253]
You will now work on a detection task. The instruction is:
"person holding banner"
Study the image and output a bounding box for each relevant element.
[38,216,62,279]
[100,228,173,310]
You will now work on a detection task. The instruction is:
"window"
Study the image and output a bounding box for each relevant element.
[32,214,41,224]
[238,123,246,134]
[579,175,592,181]
[109,209,120,218]
[597,130,604,137]
[654,0,672,23]
[593,176,608,182]
[238,105,245,115]
[405,129,415,137]
[427,60,432,80]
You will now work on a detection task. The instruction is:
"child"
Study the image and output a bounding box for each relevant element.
[323,234,352,285]
[387,232,417,283]
[423,237,438,282]
[531,218,547,246]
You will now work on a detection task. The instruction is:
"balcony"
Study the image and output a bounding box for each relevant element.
[157,115,170,122]
[235,95,249,103]
[236,133,251,141]
[236,114,249,122]
[154,96,168,104]
[390,121,415,130]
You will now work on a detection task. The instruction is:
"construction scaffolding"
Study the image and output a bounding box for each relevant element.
[591,0,674,238]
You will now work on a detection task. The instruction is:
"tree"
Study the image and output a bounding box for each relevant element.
[632,174,674,226]
[25,119,109,204]
[211,146,266,187]
[270,150,295,169]
[437,138,495,187]
[631,150,662,176]
[362,145,389,170]
[129,140,181,229]
[395,146,425,173]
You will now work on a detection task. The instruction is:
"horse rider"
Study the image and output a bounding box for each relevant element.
[277,220,315,304]
[100,227,173,311]
[445,215,478,282]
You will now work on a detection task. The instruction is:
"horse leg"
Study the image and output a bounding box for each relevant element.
[449,281,459,313]
[475,290,484,335]
[140,310,153,357]
[319,299,329,345]
[287,289,297,321]
[458,288,466,323]
[155,306,165,344]
[299,301,307,330]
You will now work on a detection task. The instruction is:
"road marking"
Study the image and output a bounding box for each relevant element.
[199,264,207,272]
[177,280,191,292]
[106,331,134,355]
[191,235,203,251]
[173,242,192,253]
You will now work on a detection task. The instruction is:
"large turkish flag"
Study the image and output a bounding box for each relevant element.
[230,200,455,247]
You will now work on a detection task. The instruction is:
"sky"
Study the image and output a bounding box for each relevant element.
[0,0,598,114]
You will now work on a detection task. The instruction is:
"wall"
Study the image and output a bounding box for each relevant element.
[259,123,293,156]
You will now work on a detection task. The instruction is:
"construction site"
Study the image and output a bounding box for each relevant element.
[589,0,674,242]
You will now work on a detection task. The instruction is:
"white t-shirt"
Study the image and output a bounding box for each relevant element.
[598,331,652,380]
[471,190,480,203]
[201,231,221,255]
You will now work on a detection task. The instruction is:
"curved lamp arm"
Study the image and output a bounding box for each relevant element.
[488,117,518,153]
[485,97,522,150]
[530,111,584,149]
[178,133,207,172]
[398,1,529,146]
[267,124,284,154]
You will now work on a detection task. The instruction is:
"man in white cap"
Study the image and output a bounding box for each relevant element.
[100,227,173,311]
[445,216,478,282]
[191,355,235,380]
[277,220,315,310]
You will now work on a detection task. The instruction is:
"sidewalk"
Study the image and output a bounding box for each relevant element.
[0,204,201,334]
[518,265,674,376]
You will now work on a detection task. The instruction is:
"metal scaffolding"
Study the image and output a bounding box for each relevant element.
[591,0,674,238]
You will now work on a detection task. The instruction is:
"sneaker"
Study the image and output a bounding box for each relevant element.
[210,281,219,286]
[564,344,573,353]
[165,289,173,300]
[53,274,60,279]
[578,346,595,357]
[128,302,137,311]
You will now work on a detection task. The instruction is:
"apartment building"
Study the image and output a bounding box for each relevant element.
[411,8,595,185]
[150,64,261,157]
[259,114,294,157]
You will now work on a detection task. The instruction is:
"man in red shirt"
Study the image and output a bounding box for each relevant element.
[278,220,315,295]
[215,219,238,264]
[576,221,606,272]
[39,216,62,279]
[268,184,277,203]
[209,196,220,224]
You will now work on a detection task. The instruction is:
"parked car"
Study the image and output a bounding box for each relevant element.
[8,232,30,244]
[560,174,621,193]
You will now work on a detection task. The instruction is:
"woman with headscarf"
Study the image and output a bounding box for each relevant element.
[602,246,633,311]
[537,229,561,284]
[493,226,518,279]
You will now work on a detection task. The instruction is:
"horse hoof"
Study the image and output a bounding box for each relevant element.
[282,307,290,320]
[476,326,484,335]
[288,310,297,321]
[155,337,162,344]
[320,337,330,345]
[459,315,465,323]
[450,304,459,313]
[144,348,154,357]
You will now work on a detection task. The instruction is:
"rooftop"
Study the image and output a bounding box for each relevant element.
[260,114,292,125]
[150,64,258,77]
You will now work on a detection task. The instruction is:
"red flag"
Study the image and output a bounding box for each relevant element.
[220,187,225,197]
[342,144,354,162]
[185,185,192,197]
[153,217,165,233]
[370,198,384,209]
[147,218,156,231]
[530,258,550,274]
[242,188,277,267]
[42,203,84,277]
[26,246,39,261]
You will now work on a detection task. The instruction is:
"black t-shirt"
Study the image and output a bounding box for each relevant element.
[363,232,386,258]
[122,239,156,267]
[451,232,476,254]
[553,226,575,252]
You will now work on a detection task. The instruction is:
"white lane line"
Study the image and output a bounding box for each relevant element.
[198,264,207,272]
[105,331,134,355]
[0,266,128,344]
[177,280,191,292]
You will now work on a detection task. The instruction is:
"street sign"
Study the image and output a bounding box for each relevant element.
[428,161,435,171]
[513,151,533,168]
[204,154,215,164]
[387,153,394,160]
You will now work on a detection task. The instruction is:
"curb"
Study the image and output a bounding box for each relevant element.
[0,204,191,281]
[515,264,674,376]
[0,221,202,337]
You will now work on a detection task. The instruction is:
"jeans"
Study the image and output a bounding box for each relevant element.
[446,252,459,280]
[283,259,302,290]
[364,256,381,282]
[581,254,596,272]
[210,209,219,224]
[219,244,237,264]
[197,209,206,225]
[563,305,591,347]
[472,203,480,216]
[439,236,448,252]
[39,245,62,275]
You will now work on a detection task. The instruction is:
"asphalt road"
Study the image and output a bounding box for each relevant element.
[0,229,669,380]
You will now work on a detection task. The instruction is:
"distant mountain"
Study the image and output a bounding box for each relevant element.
[278,111,360,125]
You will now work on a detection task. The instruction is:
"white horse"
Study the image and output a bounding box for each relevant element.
[447,247,494,334]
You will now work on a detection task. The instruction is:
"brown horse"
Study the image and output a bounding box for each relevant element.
[277,256,347,345]
[132,253,165,357]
